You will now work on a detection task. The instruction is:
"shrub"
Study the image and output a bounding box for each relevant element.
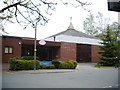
[9,58,39,70]
[59,61,68,69]
[52,60,77,69]
[39,64,55,69]
[68,60,78,68]
[9,58,18,70]
[21,56,39,60]
[95,64,101,68]
[52,60,60,69]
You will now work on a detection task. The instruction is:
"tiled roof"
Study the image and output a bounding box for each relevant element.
[47,29,97,39]
[45,21,101,45]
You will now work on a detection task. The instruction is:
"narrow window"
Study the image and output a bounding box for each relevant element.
[5,47,9,53]
[9,47,13,53]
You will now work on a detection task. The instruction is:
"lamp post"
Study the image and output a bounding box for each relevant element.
[34,25,37,70]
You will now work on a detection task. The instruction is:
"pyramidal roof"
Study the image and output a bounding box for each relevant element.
[47,21,96,39]
[45,19,101,45]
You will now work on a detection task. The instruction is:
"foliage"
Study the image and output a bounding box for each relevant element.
[0,0,57,28]
[0,0,90,30]
[39,64,55,69]
[21,56,39,60]
[110,22,120,34]
[52,60,60,69]
[9,57,78,70]
[97,60,114,66]
[95,64,101,68]
[69,60,78,68]
[96,22,120,39]
[98,26,120,66]
[83,13,98,36]
[52,60,78,69]
[9,58,39,70]
[83,12,115,36]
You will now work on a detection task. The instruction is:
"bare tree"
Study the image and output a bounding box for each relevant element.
[0,0,90,29]
[0,0,57,28]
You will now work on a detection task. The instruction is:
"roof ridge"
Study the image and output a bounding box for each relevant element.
[45,29,97,39]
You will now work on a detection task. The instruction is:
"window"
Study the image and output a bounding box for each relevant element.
[5,47,9,53]
[9,47,13,53]
[4,47,13,54]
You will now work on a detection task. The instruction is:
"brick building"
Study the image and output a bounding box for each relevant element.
[2,22,102,63]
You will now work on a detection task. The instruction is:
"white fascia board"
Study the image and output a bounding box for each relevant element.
[108,0,120,2]
[45,35,102,46]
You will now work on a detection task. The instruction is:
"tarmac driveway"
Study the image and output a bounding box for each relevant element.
[2,63,119,88]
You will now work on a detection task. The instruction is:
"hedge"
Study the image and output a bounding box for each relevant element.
[9,58,78,70]
[20,56,39,60]
[52,60,77,69]
[9,58,39,70]
[39,64,56,69]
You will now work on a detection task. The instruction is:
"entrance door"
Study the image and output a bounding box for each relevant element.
[22,44,34,56]
[37,46,60,61]
[77,44,91,62]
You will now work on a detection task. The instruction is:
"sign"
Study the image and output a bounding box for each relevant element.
[40,62,52,65]
[39,40,46,45]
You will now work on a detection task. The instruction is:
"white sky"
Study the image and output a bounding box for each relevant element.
[2,0,118,39]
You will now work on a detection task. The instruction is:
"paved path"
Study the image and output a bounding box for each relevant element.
[2,63,119,88]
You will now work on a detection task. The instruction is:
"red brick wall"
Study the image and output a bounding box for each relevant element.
[2,37,22,63]
[91,45,101,62]
[60,42,76,61]
[46,41,61,46]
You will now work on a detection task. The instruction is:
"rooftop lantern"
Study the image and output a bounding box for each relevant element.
[67,17,75,30]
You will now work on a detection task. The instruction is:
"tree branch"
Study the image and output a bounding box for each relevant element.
[75,0,91,6]
[0,1,22,13]
[19,4,48,22]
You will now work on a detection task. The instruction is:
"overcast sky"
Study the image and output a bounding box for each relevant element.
[1,0,118,39]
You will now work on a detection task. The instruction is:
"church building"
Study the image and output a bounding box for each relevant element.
[2,21,102,63]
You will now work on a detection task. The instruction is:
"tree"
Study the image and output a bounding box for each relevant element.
[83,12,110,36]
[0,0,90,28]
[0,0,58,28]
[110,22,120,38]
[96,12,109,33]
[83,13,98,36]
[98,25,119,66]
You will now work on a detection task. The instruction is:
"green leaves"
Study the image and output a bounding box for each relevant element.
[23,2,29,6]
[98,25,119,66]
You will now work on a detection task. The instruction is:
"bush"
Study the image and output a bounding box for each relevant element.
[58,61,69,69]
[68,60,78,68]
[52,60,77,69]
[9,58,39,70]
[52,60,60,69]
[95,64,101,68]
[9,58,18,71]
[21,56,39,60]
[39,64,55,69]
